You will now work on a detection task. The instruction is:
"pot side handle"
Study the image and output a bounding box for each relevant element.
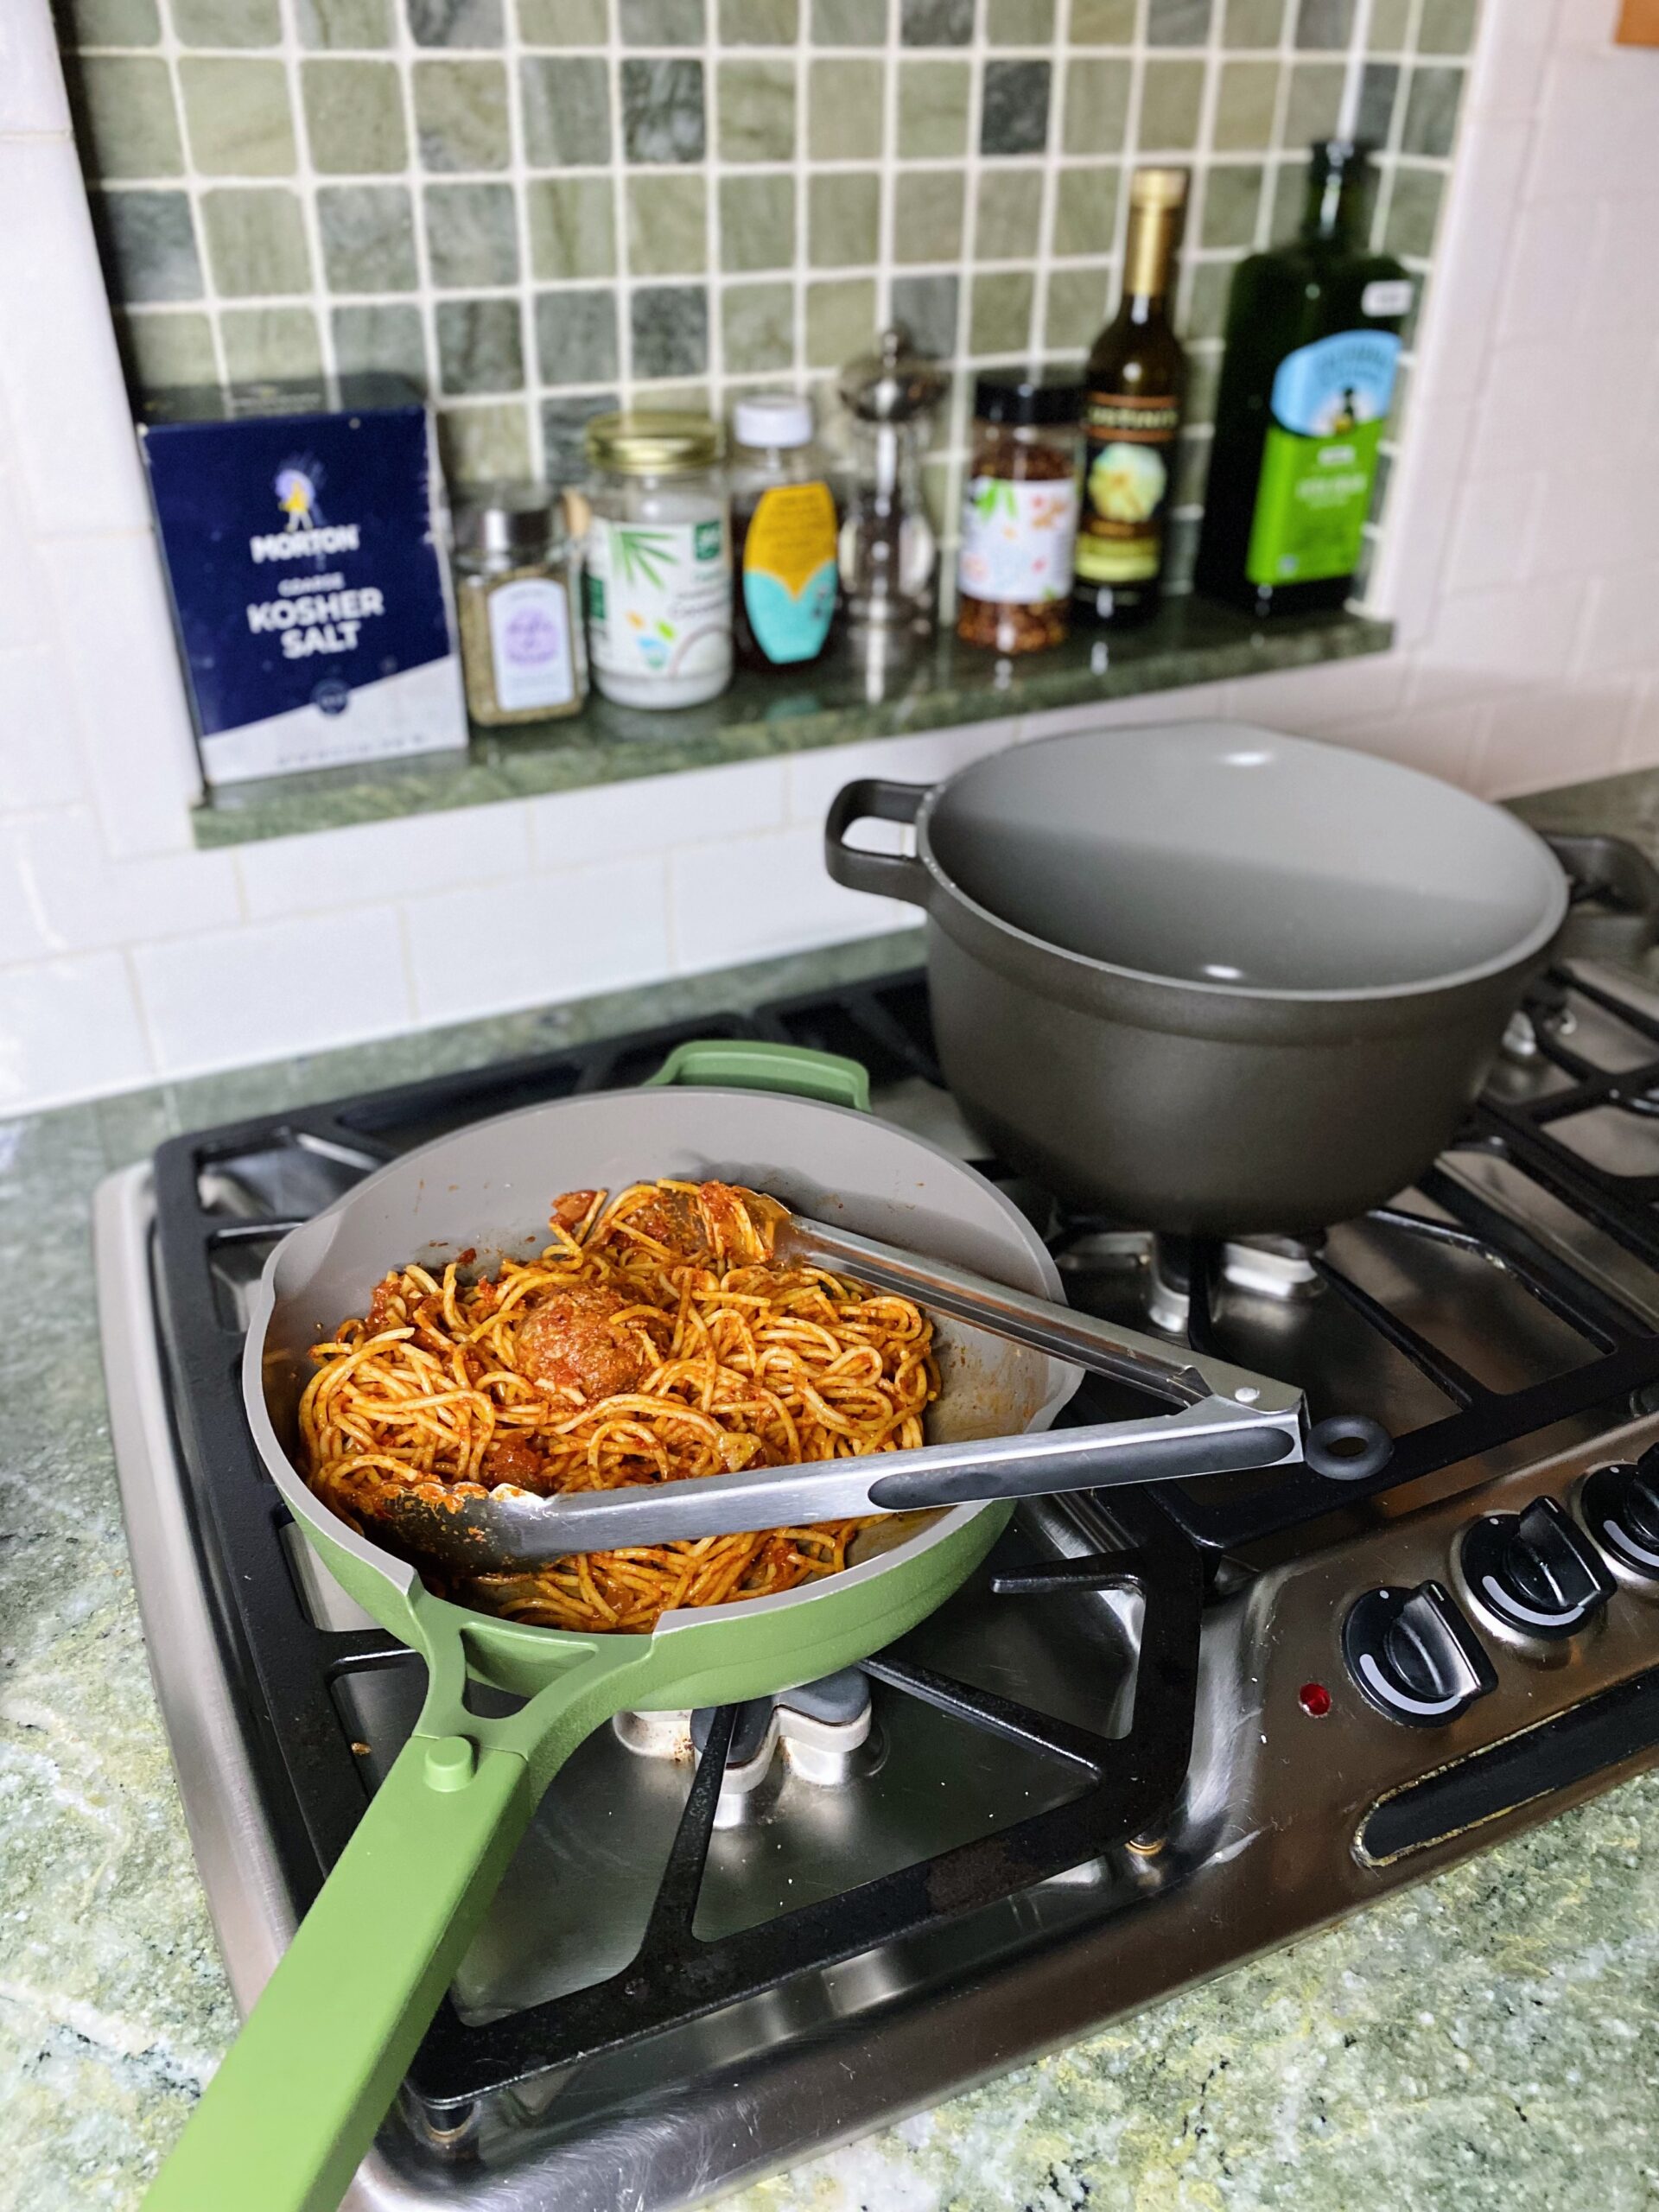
[824,778,932,909]
[1543,831,1659,963]
[647,1038,871,1113]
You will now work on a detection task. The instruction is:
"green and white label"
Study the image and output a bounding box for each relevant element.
[585,515,732,685]
[1245,328,1400,588]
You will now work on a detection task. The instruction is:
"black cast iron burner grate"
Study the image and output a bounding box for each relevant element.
[1142,963,1659,1552]
[1481,969,1659,1266]
[406,1531,1201,2113]
[747,963,1659,1557]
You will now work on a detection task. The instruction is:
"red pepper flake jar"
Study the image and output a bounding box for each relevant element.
[956,370,1083,655]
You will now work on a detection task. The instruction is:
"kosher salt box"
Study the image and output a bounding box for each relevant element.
[139,377,468,786]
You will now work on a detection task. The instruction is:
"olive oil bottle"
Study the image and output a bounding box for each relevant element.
[1074,168,1189,629]
[1195,142,1412,618]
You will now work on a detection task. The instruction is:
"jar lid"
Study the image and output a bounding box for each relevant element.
[585,409,721,474]
[452,481,557,559]
[972,369,1082,429]
[732,391,814,449]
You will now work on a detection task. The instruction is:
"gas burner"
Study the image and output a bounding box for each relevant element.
[613,1671,878,1828]
[1502,977,1578,1065]
[1057,1226,1325,1333]
[1142,1233,1327,1333]
[1054,1226,1153,1275]
[1218,1234,1325,1302]
[1147,1233,1192,1335]
[1502,1007,1543,1064]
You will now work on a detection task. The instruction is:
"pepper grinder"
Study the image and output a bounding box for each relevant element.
[836,326,949,652]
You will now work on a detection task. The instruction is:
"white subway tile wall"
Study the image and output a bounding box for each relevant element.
[36,531,206,858]
[0,137,154,537]
[0,648,86,810]
[11,810,241,950]
[0,0,1655,1114]
[404,851,672,1022]
[0,0,73,137]
[235,799,532,914]
[667,820,907,969]
[0,953,154,1109]
[132,905,415,1072]
[525,754,789,861]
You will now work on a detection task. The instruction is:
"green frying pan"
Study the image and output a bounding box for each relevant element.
[146,1040,1077,2212]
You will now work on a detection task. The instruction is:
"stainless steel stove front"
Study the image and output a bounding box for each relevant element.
[96,1156,1659,2212]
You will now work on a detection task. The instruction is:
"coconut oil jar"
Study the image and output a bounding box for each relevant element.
[582,411,733,709]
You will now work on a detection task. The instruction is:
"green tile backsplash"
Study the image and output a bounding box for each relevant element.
[67,0,1472,594]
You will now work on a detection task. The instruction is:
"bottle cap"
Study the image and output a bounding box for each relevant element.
[1128,167,1190,211]
[732,391,815,449]
[586,410,721,474]
[1308,139,1376,180]
[452,481,556,560]
[972,368,1082,429]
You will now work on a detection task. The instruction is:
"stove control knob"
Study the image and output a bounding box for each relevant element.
[1343,1582,1497,1727]
[1581,1453,1659,1584]
[1460,1495,1614,1640]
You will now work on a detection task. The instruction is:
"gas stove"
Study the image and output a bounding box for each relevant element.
[94,932,1659,2210]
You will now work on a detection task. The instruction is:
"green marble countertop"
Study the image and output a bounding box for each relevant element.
[9,798,1659,2212]
[192,601,1391,849]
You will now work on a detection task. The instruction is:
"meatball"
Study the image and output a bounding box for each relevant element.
[518,1280,652,1402]
[618,1187,707,1260]
[480,1432,549,1489]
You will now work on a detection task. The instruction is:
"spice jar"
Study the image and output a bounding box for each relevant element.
[453,484,586,725]
[957,371,1083,655]
[582,410,732,709]
[729,392,839,671]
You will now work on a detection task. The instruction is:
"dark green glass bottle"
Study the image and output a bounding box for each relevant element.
[1195,142,1412,619]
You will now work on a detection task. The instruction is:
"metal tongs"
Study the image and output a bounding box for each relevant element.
[381,1213,1392,1567]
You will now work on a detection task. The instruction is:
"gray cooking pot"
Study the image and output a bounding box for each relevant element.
[825,721,1569,1236]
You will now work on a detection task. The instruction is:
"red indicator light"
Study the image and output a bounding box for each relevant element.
[1298,1681,1332,1718]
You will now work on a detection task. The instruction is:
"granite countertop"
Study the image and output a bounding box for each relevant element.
[192,601,1390,849]
[8,777,1659,2212]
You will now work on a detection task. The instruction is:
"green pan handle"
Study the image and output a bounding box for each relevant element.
[647,1037,871,1113]
[145,1627,650,2212]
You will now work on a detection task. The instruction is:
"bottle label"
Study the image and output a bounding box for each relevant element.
[1076,393,1180,586]
[584,516,731,685]
[486,575,576,712]
[741,482,838,664]
[1245,328,1401,588]
[957,475,1079,606]
[1361,278,1414,318]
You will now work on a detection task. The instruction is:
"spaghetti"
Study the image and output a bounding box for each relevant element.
[299,1179,939,1633]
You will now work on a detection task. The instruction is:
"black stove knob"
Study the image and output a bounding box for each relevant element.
[1460,1495,1614,1639]
[1343,1582,1497,1727]
[1581,1453,1659,1583]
